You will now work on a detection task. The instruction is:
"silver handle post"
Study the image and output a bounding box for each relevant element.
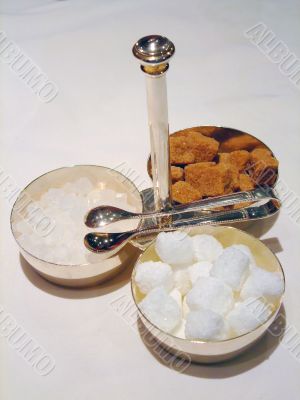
[133,35,175,213]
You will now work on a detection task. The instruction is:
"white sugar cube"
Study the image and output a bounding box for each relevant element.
[240,266,284,302]
[134,261,174,294]
[231,244,256,265]
[186,276,234,316]
[174,268,192,295]
[155,231,194,266]
[227,297,273,336]
[173,319,186,339]
[139,287,181,333]
[169,288,182,312]
[218,320,232,340]
[182,296,190,318]
[188,261,213,284]
[185,309,227,340]
[192,234,223,262]
[211,246,250,290]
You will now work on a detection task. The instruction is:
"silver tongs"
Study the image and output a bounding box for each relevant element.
[84,186,281,253]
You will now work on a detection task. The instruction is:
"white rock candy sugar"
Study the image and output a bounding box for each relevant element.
[192,234,223,262]
[240,266,284,302]
[139,287,181,333]
[15,177,136,265]
[227,297,273,336]
[135,261,174,294]
[155,231,194,266]
[186,276,234,316]
[211,246,250,291]
[185,309,228,341]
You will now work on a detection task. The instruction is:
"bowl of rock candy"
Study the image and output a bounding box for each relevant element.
[11,165,143,287]
[131,225,284,363]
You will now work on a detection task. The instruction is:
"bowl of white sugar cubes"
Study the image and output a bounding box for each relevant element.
[11,165,143,287]
[131,225,284,363]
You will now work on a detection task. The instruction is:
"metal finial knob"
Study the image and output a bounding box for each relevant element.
[132,35,175,72]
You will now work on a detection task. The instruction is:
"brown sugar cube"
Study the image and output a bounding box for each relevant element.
[170,136,195,164]
[170,132,219,164]
[171,166,184,183]
[188,132,219,163]
[148,161,184,181]
[249,148,278,185]
[218,153,230,163]
[172,181,201,204]
[251,164,277,185]
[230,150,250,171]
[185,163,232,197]
[172,129,196,138]
[229,167,240,191]
[239,173,255,191]
[196,126,222,137]
[218,151,249,191]
[251,148,273,159]
[219,134,265,152]
[190,161,216,168]
[219,150,250,172]
[172,126,221,138]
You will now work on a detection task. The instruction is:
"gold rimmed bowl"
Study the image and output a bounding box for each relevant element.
[11,165,143,287]
[131,225,284,363]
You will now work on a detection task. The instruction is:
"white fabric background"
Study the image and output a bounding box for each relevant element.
[1,0,300,399]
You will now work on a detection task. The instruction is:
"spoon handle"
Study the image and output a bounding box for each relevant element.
[85,196,281,253]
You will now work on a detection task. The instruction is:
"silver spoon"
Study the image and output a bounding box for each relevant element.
[85,187,277,228]
[84,196,281,253]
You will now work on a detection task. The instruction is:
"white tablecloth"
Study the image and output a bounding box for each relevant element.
[1,1,300,399]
